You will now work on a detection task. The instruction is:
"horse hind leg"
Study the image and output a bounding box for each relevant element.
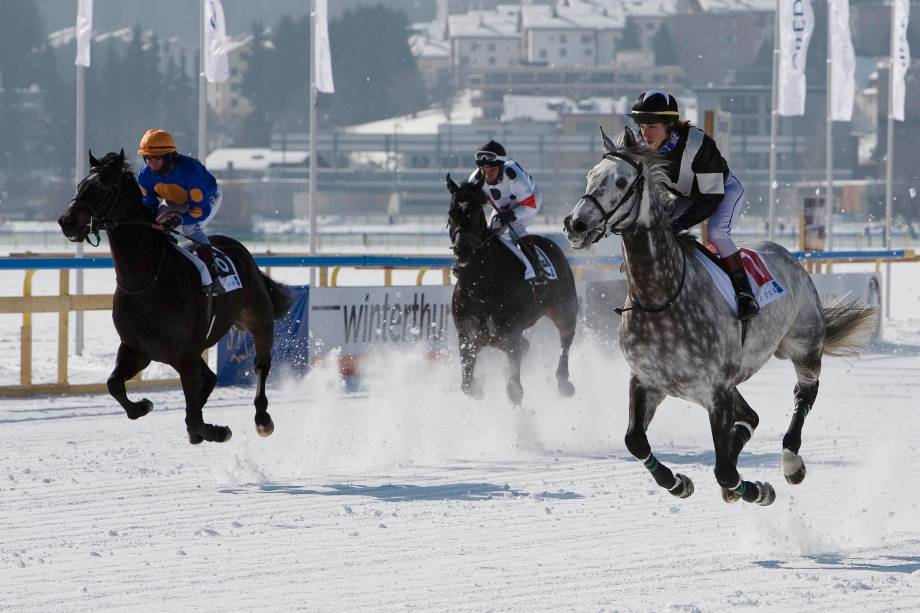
[624,375,694,499]
[181,356,231,444]
[250,324,275,437]
[544,301,577,397]
[782,349,821,485]
[107,343,153,420]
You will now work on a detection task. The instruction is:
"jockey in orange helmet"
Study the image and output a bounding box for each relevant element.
[137,129,225,296]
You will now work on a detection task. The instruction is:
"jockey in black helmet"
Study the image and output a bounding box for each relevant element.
[629,90,759,321]
[469,140,549,286]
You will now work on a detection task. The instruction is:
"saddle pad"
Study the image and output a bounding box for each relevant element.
[532,245,559,280]
[691,247,785,315]
[173,243,243,294]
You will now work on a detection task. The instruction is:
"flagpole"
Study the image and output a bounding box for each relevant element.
[885,0,897,319]
[75,62,86,355]
[309,0,318,286]
[825,0,834,251]
[198,0,207,160]
[768,0,780,242]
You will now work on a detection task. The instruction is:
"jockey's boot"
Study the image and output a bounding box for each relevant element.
[195,244,226,297]
[723,251,759,322]
[519,240,549,287]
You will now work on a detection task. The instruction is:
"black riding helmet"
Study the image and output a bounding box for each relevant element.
[475,140,507,167]
[628,90,680,125]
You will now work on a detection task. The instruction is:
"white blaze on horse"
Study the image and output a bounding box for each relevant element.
[563,128,876,506]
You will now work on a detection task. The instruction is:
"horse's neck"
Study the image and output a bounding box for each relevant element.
[621,227,684,308]
[108,224,167,285]
[458,241,498,294]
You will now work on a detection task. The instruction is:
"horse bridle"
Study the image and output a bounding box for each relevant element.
[70,168,150,246]
[578,151,646,243]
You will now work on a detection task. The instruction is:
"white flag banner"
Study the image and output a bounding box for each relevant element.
[204,0,229,83]
[891,0,911,121]
[829,0,855,121]
[75,0,93,68]
[314,0,335,93]
[777,0,815,116]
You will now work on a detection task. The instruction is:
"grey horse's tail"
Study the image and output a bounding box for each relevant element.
[822,298,878,357]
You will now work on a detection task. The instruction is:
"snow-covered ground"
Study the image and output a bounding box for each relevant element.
[2,261,920,610]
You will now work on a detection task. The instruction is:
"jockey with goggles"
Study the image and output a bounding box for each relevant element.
[630,90,758,321]
[137,128,225,296]
[468,140,548,285]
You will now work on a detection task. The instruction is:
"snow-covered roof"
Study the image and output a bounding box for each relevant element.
[409,21,449,59]
[521,5,624,30]
[448,11,519,38]
[695,0,775,12]
[346,91,481,135]
[502,95,629,122]
[205,148,307,172]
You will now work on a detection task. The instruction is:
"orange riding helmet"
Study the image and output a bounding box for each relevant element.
[137,129,177,157]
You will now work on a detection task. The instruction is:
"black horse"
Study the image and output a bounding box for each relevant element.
[446,174,579,404]
[58,150,292,444]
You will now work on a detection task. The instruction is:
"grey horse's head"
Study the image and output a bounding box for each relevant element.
[564,127,673,249]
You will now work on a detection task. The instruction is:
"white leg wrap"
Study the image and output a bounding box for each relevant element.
[734,421,754,438]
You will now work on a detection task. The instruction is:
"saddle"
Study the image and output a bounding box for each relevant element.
[688,239,785,314]
[172,242,243,294]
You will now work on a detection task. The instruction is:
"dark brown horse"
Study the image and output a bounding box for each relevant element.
[58,150,291,444]
[446,174,579,405]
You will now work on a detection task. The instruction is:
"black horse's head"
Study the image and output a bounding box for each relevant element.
[446,173,489,267]
[58,149,146,244]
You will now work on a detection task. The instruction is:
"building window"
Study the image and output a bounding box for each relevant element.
[488,43,495,51]
[560,47,567,57]
[581,34,591,43]
[584,47,592,56]
[560,34,567,43]
[539,49,547,59]
[488,57,496,65]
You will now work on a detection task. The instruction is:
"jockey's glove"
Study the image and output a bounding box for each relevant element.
[496,208,516,225]
[156,212,181,229]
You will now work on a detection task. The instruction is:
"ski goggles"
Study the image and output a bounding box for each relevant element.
[475,151,506,165]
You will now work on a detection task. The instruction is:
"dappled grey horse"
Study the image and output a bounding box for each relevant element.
[563,128,876,506]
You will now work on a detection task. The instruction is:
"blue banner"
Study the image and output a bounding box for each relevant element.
[216,285,309,386]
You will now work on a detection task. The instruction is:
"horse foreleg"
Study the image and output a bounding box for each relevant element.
[180,356,231,445]
[498,333,525,406]
[107,343,153,420]
[710,389,774,506]
[458,331,483,399]
[624,375,693,498]
[251,325,275,437]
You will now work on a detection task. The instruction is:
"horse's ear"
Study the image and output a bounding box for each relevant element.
[622,126,638,148]
[600,126,617,155]
[446,173,459,195]
[115,149,125,168]
[89,150,101,168]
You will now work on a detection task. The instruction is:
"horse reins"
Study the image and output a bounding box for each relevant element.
[615,245,687,315]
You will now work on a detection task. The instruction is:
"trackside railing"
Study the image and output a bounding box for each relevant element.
[0,249,915,397]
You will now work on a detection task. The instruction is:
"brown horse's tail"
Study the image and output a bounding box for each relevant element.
[822,298,878,357]
[261,272,293,320]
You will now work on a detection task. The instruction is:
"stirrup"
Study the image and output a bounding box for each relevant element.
[737,295,759,321]
[204,279,225,296]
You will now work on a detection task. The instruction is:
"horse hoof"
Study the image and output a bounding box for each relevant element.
[506,383,524,405]
[256,420,274,438]
[461,382,484,400]
[782,449,806,485]
[669,473,694,499]
[188,432,204,445]
[721,487,741,504]
[216,426,233,443]
[753,481,776,506]
[557,379,575,398]
[127,399,153,420]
